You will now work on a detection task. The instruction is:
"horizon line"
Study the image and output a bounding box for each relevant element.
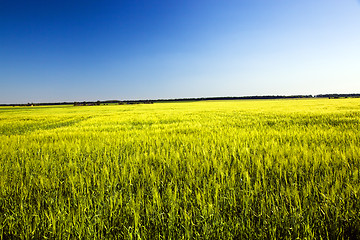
[1,93,360,106]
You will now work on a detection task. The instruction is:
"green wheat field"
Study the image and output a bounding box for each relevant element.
[1,98,360,239]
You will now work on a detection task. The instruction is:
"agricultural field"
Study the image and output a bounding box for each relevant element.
[0,98,360,239]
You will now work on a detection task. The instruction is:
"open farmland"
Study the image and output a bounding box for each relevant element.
[0,99,360,239]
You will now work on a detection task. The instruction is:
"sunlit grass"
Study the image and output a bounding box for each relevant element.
[1,98,360,239]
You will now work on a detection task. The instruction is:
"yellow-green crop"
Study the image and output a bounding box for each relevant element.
[1,98,360,239]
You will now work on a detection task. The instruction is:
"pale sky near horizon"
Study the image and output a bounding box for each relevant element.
[1,0,360,104]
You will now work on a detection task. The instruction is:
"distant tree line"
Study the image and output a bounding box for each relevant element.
[1,94,360,106]
[314,93,360,99]
[154,95,314,102]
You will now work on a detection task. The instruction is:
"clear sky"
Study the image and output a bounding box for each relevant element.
[1,0,360,104]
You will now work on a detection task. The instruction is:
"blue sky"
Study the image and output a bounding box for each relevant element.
[1,0,360,104]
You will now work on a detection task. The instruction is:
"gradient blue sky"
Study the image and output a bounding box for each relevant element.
[1,0,360,104]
